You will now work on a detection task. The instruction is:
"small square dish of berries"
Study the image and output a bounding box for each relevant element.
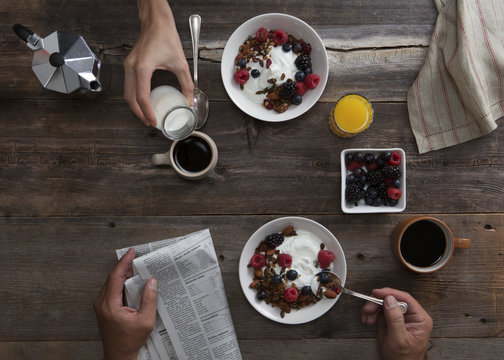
[221,13,328,122]
[239,217,347,324]
[341,148,406,214]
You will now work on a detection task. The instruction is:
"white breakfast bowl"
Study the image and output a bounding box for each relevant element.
[239,217,346,324]
[221,13,328,122]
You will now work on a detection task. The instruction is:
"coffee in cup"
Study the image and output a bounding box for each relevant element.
[151,131,218,180]
[391,216,470,273]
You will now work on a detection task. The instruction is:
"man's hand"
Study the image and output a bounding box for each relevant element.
[361,287,433,360]
[94,248,158,360]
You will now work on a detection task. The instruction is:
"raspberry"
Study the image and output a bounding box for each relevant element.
[346,161,362,170]
[304,73,320,89]
[302,42,312,55]
[234,69,249,84]
[318,250,335,269]
[249,253,266,269]
[365,162,377,170]
[296,81,308,96]
[255,27,268,43]
[284,287,299,302]
[277,253,292,268]
[273,30,288,46]
[387,151,401,166]
[386,187,402,200]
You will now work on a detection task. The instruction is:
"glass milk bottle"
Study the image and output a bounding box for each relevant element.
[150,86,197,140]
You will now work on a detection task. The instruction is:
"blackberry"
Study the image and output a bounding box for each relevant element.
[280,81,297,100]
[265,233,285,248]
[345,184,363,205]
[366,169,384,186]
[295,54,311,70]
[382,165,401,179]
[378,188,389,205]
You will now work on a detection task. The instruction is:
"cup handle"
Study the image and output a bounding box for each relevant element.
[454,238,470,249]
[151,152,172,167]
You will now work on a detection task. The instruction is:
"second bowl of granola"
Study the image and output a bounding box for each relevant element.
[221,13,329,122]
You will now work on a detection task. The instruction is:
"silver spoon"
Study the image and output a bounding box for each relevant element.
[189,14,209,129]
[311,271,408,314]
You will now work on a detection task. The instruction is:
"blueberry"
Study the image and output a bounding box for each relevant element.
[286,269,298,280]
[251,69,260,78]
[367,186,378,198]
[377,182,387,191]
[388,199,399,206]
[282,43,292,52]
[345,153,353,164]
[257,290,267,300]
[373,197,384,206]
[238,59,247,68]
[365,196,374,205]
[392,179,401,188]
[376,158,385,168]
[291,94,302,105]
[304,67,313,75]
[354,152,365,163]
[295,71,305,82]
[358,174,367,186]
[292,42,302,53]
[352,168,364,176]
[346,173,357,185]
[364,153,375,164]
[301,285,312,296]
[318,272,330,284]
[380,151,392,161]
[272,274,282,284]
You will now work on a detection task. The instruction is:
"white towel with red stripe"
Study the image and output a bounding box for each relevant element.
[407,0,504,154]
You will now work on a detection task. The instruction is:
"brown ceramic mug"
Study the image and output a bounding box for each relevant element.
[391,216,470,273]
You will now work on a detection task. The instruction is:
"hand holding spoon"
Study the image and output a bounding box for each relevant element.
[311,271,408,314]
[189,14,209,129]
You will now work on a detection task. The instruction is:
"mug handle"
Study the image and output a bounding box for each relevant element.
[151,152,172,167]
[454,237,470,249]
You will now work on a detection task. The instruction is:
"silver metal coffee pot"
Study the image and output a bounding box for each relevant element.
[13,23,102,94]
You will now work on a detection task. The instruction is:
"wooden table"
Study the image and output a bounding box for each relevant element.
[1,1,503,359]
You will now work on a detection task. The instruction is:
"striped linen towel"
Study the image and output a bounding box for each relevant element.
[407,0,504,154]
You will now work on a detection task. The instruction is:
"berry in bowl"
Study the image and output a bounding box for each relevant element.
[341,148,406,214]
[221,13,328,122]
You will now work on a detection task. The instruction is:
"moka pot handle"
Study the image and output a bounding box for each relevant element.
[13,24,33,42]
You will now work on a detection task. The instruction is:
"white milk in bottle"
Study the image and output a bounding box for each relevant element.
[150,86,197,140]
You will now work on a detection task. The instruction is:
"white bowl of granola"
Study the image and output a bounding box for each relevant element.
[221,13,328,122]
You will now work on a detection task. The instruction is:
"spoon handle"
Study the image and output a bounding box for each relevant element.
[189,14,201,88]
[343,288,408,314]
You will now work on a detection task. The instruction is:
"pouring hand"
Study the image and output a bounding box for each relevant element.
[361,287,433,360]
[94,248,158,360]
[124,0,194,127]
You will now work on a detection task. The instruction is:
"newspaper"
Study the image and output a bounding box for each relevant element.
[117,229,242,360]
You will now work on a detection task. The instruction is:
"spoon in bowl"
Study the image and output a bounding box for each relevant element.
[189,14,209,129]
[311,271,408,313]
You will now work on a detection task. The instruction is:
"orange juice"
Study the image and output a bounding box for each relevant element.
[329,94,373,137]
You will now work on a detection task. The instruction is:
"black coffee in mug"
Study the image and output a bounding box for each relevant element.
[173,135,212,173]
[400,220,446,267]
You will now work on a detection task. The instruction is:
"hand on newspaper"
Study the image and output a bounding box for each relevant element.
[94,248,158,360]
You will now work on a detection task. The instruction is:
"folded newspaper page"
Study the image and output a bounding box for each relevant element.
[117,229,242,360]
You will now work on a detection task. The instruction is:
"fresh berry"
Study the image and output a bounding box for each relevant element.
[263,99,273,110]
[233,69,249,84]
[301,285,312,296]
[286,269,298,281]
[346,161,361,170]
[345,153,353,164]
[257,290,267,300]
[346,173,357,185]
[392,179,401,188]
[318,272,330,284]
[364,154,375,164]
[365,196,374,205]
[387,151,401,166]
[277,253,292,268]
[373,197,384,206]
[346,183,363,204]
[353,168,365,176]
[265,58,272,69]
[291,94,302,105]
[388,199,399,206]
[255,27,268,43]
[353,152,365,163]
[295,54,312,70]
[295,71,305,82]
[302,42,312,55]
[273,30,288,45]
[238,58,247,68]
[382,165,401,179]
[365,161,377,170]
[272,274,282,284]
[379,151,392,161]
[367,186,378,199]
[282,43,292,52]
[358,175,367,187]
[265,233,285,248]
[249,253,266,269]
[304,67,313,75]
[251,69,260,78]
[318,249,335,269]
[304,73,320,89]
[366,169,385,186]
[376,158,385,168]
[284,287,299,302]
[292,42,302,53]
[387,187,402,200]
[280,81,297,100]
[296,81,308,96]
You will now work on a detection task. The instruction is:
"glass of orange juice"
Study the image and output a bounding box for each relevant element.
[329,94,373,137]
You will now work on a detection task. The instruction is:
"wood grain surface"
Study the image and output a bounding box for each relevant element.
[1,0,503,359]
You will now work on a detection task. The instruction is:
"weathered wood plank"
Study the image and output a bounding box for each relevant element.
[0,100,502,217]
[0,215,502,340]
